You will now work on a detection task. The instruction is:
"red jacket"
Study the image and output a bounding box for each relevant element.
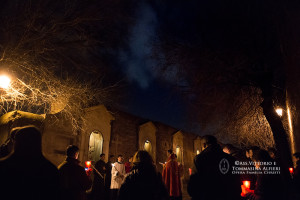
[162,154,181,197]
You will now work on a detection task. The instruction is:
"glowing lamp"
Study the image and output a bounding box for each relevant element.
[289,167,294,174]
[0,75,11,89]
[243,181,250,189]
[276,108,283,117]
[85,161,91,168]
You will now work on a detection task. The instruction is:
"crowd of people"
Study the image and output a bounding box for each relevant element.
[0,125,299,200]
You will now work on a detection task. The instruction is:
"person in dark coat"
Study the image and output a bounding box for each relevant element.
[242,150,285,200]
[91,153,106,200]
[58,145,92,200]
[118,150,168,200]
[0,125,59,200]
[104,155,114,200]
[293,152,300,180]
[187,135,241,200]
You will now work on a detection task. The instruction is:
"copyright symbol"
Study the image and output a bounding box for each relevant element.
[235,161,239,165]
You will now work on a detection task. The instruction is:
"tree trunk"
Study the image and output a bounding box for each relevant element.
[261,90,292,183]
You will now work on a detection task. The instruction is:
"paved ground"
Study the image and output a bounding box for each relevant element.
[182,183,191,200]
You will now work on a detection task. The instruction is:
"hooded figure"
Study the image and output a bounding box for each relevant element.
[0,125,59,200]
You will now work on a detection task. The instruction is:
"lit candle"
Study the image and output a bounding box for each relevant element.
[85,161,91,168]
[289,167,294,174]
[189,168,192,175]
[243,181,250,189]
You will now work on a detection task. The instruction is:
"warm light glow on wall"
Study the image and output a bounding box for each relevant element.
[276,108,283,117]
[176,146,182,162]
[144,140,152,153]
[196,150,200,155]
[0,75,11,89]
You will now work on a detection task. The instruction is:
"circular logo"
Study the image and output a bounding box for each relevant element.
[219,158,230,174]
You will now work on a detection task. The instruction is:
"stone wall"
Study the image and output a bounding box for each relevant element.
[0,106,202,180]
[109,111,142,163]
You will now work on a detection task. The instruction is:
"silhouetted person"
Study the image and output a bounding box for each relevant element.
[223,144,245,159]
[124,156,133,174]
[291,152,300,199]
[105,155,115,200]
[118,150,168,200]
[0,125,59,200]
[293,152,300,178]
[245,146,260,160]
[110,155,125,200]
[58,145,92,200]
[187,135,240,200]
[0,127,21,158]
[91,153,106,200]
[242,150,285,200]
[162,151,182,200]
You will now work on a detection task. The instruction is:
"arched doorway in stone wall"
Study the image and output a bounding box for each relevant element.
[175,146,183,163]
[139,122,157,163]
[173,131,184,164]
[88,131,103,162]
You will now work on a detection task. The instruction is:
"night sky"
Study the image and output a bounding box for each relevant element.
[114,2,201,134]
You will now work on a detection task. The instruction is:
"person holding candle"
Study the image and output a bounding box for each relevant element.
[241,150,284,200]
[58,145,92,200]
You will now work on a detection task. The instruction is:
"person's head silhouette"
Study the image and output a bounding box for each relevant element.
[13,125,42,157]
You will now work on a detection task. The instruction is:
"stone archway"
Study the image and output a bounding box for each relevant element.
[172,131,184,164]
[88,131,103,162]
[82,105,115,163]
[175,146,183,163]
[139,122,157,163]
